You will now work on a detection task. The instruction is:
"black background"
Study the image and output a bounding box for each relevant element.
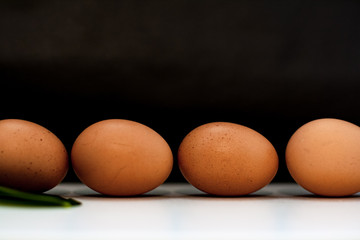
[1,0,360,183]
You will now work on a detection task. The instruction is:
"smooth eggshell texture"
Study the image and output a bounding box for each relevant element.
[71,119,173,196]
[0,119,69,192]
[286,118,360,196]
[178,122,278,196]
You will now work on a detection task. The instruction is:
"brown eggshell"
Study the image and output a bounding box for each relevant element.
[71,119,173,196]
[286,118,360,196]
[0,119,69,192]
[178,122,278,196]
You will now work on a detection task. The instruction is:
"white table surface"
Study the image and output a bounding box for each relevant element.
[1,183,360,240]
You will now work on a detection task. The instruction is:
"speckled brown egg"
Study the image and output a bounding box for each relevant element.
[71,119,173,196]
[286,118,360,197]
[0,119,69,192]
[178,122,278,196]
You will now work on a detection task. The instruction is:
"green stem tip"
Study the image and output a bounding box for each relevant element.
[0,186,81,207]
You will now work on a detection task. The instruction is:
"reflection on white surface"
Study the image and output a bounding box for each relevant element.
[0,183,359,239]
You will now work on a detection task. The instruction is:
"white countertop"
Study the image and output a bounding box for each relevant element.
[1,183,360,240]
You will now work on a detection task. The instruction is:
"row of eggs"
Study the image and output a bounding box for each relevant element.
[0,118,359,197]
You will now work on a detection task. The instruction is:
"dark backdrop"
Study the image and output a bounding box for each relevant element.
[1,0,360,182]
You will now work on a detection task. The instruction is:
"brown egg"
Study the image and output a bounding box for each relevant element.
[0,119,69,192]
[178,122,278,196]
[71,119,173,196]
[286,118,360,196]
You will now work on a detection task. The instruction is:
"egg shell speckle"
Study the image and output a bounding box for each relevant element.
[178,122,278,196]
[0,119,69,192]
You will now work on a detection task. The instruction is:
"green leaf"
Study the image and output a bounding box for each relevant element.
[0,186,81,207]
